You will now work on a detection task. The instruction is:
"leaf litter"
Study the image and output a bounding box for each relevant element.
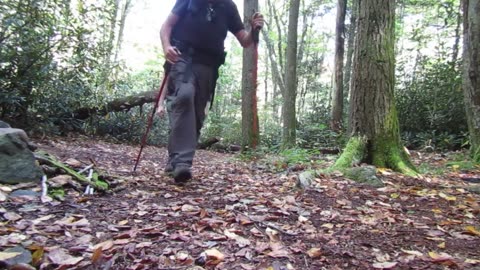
[0,137,478,269]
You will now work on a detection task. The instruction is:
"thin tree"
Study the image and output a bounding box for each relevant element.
[330,0,347,132]
[463,0,480,162]
[332,0,417,175]
[241,0,260,150]
[282,0,300,148]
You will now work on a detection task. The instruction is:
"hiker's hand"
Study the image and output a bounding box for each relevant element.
[156,104,166,117]
[251,12,264,31]
[165,46,181,64]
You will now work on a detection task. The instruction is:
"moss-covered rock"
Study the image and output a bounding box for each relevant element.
[345,166,384,187]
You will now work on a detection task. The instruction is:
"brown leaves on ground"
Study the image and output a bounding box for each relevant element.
[0,137,479,269]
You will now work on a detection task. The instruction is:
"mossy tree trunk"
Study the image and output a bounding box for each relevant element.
[332,0,417,175]
[463,0,480,163]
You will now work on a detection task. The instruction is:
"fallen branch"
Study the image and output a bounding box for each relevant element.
[35,152,107,191]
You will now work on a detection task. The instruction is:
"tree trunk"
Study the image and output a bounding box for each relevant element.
[282,0,300,148]
[344,0,358,107]
[330,0,347,132]
[463,0,480,162]
[451,1,462,68]
[113,0,132,65]
[241,0,260,150]
[333,0,417,175]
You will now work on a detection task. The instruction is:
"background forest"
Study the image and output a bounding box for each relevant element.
[0,0,470,158]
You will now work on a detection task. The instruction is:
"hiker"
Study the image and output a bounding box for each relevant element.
[157,0,264,183]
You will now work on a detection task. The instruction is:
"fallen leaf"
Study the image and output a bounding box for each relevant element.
[224,230,251,248]
[118,220,129,226]
[65,158,82,167]
[136,242,152,249]
[4,212,22,221]
[268,242,290,259]
[321,223,334,229]
[49,175,72,188]
[465,259,480,265]
[176,251,190,261]
[265,228,280,242]
[48,248,83,265]
[428,251,453,262]
[390,193,400,199]
[372,262,398,269]
[204,248,225,261]
[92,239,114,251]
[32,215,55,225]
[0,251,21,260]
[255,242,270,253]
[438,192,456,201]
[91,247,103,264]
[464,226,480,236]
[31,246,44,266]
[306,248,322,259]
[182,204,200,212]
[298,215,309,222]
[401,249,423,257]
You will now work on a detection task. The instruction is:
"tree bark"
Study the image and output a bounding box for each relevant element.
[241,0,260,150]
[463,0,480,162]
[451,1,462,68]
[344,0,358,107]
[330,0,347,132]
[333,0,417,175]
[282,0,300,148]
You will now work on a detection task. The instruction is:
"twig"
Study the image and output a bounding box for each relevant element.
[41,175,48,197]
[233,210,298,236]
[86,169,94,181]
[78,164,94,175]
[304,255,309,268]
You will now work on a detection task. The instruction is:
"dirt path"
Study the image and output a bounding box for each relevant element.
[1,137,480,269]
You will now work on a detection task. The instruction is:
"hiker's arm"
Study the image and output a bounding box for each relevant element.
[156,81,168,117]
[235,13,264,48]
[160,13,182,63]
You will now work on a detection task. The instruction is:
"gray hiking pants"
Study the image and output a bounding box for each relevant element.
[166,56,217,168]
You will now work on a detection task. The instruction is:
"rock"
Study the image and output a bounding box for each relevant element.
[0,246,32,267]
[10,190,40,198]
[9,263,36,270]
[345,166,384,187]
[0,120,11,128]
[0,190,7,202]
[297,171,315,189]
[0,129,43,184]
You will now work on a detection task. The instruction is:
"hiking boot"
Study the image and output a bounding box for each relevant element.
[173,165,192,184]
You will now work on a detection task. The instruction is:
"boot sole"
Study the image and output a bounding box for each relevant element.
[174,169,192,183]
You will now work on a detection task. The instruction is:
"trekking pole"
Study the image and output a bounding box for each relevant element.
[133,71,169,172]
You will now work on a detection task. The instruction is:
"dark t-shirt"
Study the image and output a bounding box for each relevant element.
[171,0,244,56]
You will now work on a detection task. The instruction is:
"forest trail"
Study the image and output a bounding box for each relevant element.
[1,137,480,269]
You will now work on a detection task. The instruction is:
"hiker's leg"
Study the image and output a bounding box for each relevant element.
[192,63,217,138]
[166,59,197,168]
